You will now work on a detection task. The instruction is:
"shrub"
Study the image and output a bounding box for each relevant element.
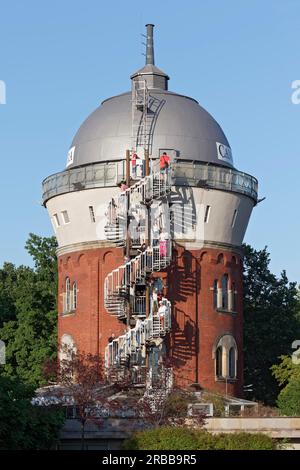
[122,426,199,450]
[277,377,300,416]
[122,427,276,450]
[211,432,276,450]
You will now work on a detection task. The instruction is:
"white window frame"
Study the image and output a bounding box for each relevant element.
[61,210,70,224]
[89,205,96,223]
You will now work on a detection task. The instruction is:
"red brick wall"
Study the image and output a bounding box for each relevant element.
[167,245,243,397]
[57,247,126,362]
[57,243,244,397]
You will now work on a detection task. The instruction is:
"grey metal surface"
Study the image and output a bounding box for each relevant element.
[42,160,258,204]
[146,24,155,65]
[67,90,232,170]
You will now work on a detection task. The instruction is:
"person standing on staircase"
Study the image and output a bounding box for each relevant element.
[131,152,139,179]
[160,152,170,183]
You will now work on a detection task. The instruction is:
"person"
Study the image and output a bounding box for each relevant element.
[131,152,139,179]
[152,219,160,247]
[136,156,144,178]
[158,300,167,331]
[159,229,169,257]
[152,287,158,314]
[160,152,170,180]
[108,333,115,343]
[118,180,129,192]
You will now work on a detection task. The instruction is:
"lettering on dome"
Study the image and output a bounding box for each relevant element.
[216,142,233,164]
[66,146,75,167]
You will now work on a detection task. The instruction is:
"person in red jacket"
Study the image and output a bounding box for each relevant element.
[131,152,138,179]
[160,152,170,182]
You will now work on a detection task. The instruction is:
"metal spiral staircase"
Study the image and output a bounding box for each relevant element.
[103,168,172,383]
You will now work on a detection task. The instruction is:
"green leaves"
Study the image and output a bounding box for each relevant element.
[0,376,64,449]
[0,234,58,387]
[243,244,300,405]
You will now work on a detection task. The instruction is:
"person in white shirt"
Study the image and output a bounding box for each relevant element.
[158,300,167,331]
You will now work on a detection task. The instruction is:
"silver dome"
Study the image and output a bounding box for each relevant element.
[67,89,233,169]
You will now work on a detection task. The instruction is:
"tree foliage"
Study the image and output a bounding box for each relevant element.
[272,355,300,416]
[0,375,64,449]
[243,244,300,405]
[0,233,58,387]
[122,427,276,450]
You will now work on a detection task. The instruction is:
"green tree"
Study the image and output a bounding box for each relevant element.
[243,245,300,405]
[0,233,58,387]
[0,375,64,449]
[277,377,300,416]
[272,355,300,416]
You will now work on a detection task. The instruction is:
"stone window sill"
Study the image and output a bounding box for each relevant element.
[215,376,237,383]
[61,310,76,317]
[216,308,237,316]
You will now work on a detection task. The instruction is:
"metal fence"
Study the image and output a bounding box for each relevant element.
[42,159,258,204]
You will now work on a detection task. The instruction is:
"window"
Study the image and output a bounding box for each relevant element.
[53,213,60,227]
[61,210,70,224]
[213,280,218,308]
[216,346,223,377]
[229,347,236,378]
[232,282,237,312]
[204,205,211,223]
[214,334,238,381]
[65,277,70,313]
[231,209,238,228]
[221,274,228,309]
[89,206,96,223]
[72,282,77,310]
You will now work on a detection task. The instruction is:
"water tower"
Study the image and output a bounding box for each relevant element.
[42,24,258,397]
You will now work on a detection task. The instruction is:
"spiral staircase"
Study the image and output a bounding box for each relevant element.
[103,168,172,384]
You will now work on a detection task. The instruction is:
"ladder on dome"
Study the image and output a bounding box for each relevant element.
[131,79,163,156]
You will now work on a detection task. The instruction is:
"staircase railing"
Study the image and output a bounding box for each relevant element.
[105,298,171,370]
[104,171,171,245]
[104,242,172,316]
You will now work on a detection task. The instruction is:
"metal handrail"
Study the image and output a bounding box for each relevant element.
[42,160,258,204]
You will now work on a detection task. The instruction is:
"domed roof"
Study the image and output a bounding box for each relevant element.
[67,90,233,169]
[65,24,233,170]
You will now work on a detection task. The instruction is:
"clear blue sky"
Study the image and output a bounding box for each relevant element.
[0,0,299,282]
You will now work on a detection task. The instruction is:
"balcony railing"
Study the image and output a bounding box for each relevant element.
[42,159,258,204]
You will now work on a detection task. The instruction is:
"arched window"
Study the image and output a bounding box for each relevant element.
[222,274,228,309]
[229,347,236,378]
[72,282,77,310]
[216,346,223,377]
[217,253,224,264]
[65,277,70,313]
[213,334,238,381]
[213,280,218,309]
[232,282,237,312]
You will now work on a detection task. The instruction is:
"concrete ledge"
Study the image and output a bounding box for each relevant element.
[204,417,300,438]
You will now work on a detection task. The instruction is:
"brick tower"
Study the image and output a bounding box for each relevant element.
[42,24,258,397]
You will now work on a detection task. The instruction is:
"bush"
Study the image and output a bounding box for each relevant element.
[277,377,300,416]
[122,426,199,450]
[211,432,276,450]
[122,427,276,450]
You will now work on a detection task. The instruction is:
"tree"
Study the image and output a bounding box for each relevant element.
[0,375,64,449]
[43,349,124,450]
[271,355,300,416]
[243,244,300,405]
[0,234,58,387]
